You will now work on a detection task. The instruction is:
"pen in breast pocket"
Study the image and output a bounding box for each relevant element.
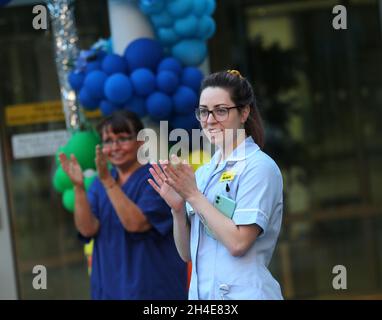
[226,183,230,192]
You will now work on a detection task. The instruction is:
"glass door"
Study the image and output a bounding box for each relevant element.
[0,133,18,299]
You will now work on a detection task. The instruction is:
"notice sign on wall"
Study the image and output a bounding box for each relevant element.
[11,130,70,160]
[5,101,101,127]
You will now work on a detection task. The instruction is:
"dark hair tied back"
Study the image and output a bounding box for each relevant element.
[200,70,265,149]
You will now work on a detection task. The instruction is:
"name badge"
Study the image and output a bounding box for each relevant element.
[219,171,236,182]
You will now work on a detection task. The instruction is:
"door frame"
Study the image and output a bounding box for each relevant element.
[0,135,18,299]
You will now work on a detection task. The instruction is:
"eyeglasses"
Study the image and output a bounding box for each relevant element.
[195,106,242,122]
[102,136,135,148]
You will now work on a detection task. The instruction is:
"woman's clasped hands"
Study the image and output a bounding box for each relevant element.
[148,154,200,213]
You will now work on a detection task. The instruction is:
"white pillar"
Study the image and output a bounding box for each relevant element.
[107,0,154,55]
[108,0,170,161]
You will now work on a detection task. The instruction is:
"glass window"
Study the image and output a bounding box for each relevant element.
[209,0,382,299]
[0,0,109,299]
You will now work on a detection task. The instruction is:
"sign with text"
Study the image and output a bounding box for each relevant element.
[11,130,70,159]
[5,101,101,127]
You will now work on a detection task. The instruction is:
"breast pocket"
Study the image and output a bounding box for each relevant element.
[216,281,263,300]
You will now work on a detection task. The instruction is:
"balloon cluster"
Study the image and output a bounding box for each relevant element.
[139,0,216,66]
[52,131,100,212]
[68,38,203,132]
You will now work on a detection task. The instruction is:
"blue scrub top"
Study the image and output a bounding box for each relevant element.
[186,137,284,300]
[86,164,188,300]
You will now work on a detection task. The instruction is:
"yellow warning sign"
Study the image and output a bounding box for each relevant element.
[5,101,101,126]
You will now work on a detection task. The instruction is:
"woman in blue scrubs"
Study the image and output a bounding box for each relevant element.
[59,110,187,300]
[149,70,283,300]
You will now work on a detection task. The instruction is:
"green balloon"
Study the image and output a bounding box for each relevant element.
[62,188,75,213]
[84,174,97,191]
[53,166,73,193]
[65,131,100,170]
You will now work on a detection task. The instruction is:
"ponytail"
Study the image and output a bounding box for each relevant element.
[244,102,264,149]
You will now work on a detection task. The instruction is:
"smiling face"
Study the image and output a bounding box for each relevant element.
[198,87,249,148]
[101,125,142,168]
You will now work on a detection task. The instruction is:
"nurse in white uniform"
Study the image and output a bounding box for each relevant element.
[149,70,284,300]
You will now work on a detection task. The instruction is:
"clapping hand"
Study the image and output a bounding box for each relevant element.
[59,153,84,187]
[148,161,185,213]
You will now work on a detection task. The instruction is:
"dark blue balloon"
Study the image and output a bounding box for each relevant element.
[104,73,133,104]
[146,92,173,121]
[124,96,147,118]
[130,68,156,96]
[173,86,199,114]
[170,113,199,132]
[100,100,123,116]
[96,50,107,62]
[102,53,128,75]
[157,71,179,94]
[68,71,85,91]
[85,60,102,74]
[157,57,183,76]
[78,88,100,110]
[84,70,107,100]
[0,0,12,7]
[124,38,164,72]
[181,67,203,92]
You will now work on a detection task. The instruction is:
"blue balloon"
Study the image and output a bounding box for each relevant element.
[170,113,199,132]
[172,86,198,115]
[157,27,179,46]
[205,0,216,15]
[0,0,12,7]
[100,100,123,116]
[151,11,173,28]
[167,0,193,18]
[197,15,216,40]
[192,0,206,16]
[130,68,156,96]
[181,67,203,92]
[96,50,107,62]
[79,88,100,110]
[104,73,133,104]
[84,70,107,100]
[124,38,164,72]
[139,0,165,15]
[124,96,147,118]
[157,71,179,94]
[68,71,85,91]
[102,53,128,75]
[146,92,173,121]
[85,60,102,74]
[172,40,207,66]
[157,57,183,76]
[174,15,199,38]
